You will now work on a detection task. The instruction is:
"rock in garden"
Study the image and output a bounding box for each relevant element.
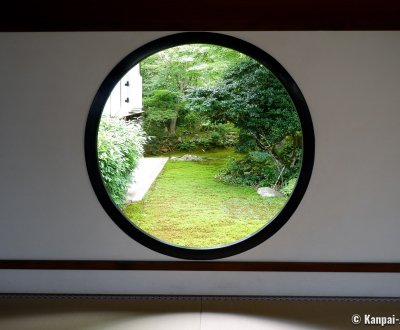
[257,187,283,197]
[171,154,203,161]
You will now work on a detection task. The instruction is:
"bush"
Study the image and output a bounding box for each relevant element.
[180,110,203,131]
[203,122,238,147]
[280,178,297,196]
[216,151,279,187]
[144,121,238,155]
[175,123,238,153]
[97,117,148,207]
[144,135,178,155]
[176,135,224,152]
[176,139,196,151]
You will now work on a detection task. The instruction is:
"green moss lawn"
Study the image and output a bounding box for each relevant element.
[123,149,287,248]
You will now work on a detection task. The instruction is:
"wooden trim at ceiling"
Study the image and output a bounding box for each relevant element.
[1,0,400,31]
[1,260,400,272]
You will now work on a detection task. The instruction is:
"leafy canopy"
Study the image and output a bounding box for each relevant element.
[141,44,245,96]
[141,44,245,138]
[187,57,303,186]
[188,57,301,150]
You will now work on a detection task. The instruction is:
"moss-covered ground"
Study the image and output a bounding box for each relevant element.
[123,149,287,248]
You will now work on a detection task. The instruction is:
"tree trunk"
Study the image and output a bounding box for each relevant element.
[169,117,177,136]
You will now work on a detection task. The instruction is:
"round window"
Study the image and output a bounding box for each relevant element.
[85,32,314,260]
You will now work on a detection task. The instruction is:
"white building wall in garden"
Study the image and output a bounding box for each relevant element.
[103,64,142,118]
[128,64,143,113]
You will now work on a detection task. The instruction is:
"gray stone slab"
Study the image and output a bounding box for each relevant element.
[126,157,169,202]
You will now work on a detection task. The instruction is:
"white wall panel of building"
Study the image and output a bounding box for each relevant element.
[103,64,142,118]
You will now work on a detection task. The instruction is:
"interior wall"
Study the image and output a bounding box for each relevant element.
[0,32,399,295]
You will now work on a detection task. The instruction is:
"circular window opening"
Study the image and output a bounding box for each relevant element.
[85,32,314,260]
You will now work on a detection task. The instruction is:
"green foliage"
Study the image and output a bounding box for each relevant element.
[274,133,302,183]
[188,57,301,146]
[143,135,178,155]
[176,139,196,151]
[140,45,245,153]
[139,45,302,190]
[143,89,182,136]
[180,110,203,131]
[97,117,148,207]
[175,136,214,152]
[141,44,245,97]
[175,123,238,152]
[187,57,303,187]
[216,151,279,187]
[280,178,298,196]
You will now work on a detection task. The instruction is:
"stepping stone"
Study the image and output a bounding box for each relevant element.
[257,187,283,197]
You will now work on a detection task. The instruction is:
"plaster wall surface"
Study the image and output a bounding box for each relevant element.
[1,32,399,295]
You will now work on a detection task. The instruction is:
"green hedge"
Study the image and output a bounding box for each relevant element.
[97,117,148,207]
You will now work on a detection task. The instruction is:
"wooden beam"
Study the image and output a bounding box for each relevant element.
[1,0,400,31]
[1,260,400,272]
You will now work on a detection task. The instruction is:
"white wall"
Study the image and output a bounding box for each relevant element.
[1,32,400,295]
[103,64,142,118]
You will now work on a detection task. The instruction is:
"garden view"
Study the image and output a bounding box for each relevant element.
[98,44,303,248]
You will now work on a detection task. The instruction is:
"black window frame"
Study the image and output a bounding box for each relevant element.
[85,32,315,260]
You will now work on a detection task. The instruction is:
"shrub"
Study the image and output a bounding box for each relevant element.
[97,117,148,207]
[216,151,286,187]
[203,122,238,147]
[144,121,238,155]
[176,139,196,151]
[176,135,224,152]
[280,178,297,196]
[180,110,203,131]
[192,137,212,150]
[216,149,300,190]
[144,135,178,155]
[216,151,279,187]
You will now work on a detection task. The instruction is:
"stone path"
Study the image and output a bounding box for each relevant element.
[125,157,169,202]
